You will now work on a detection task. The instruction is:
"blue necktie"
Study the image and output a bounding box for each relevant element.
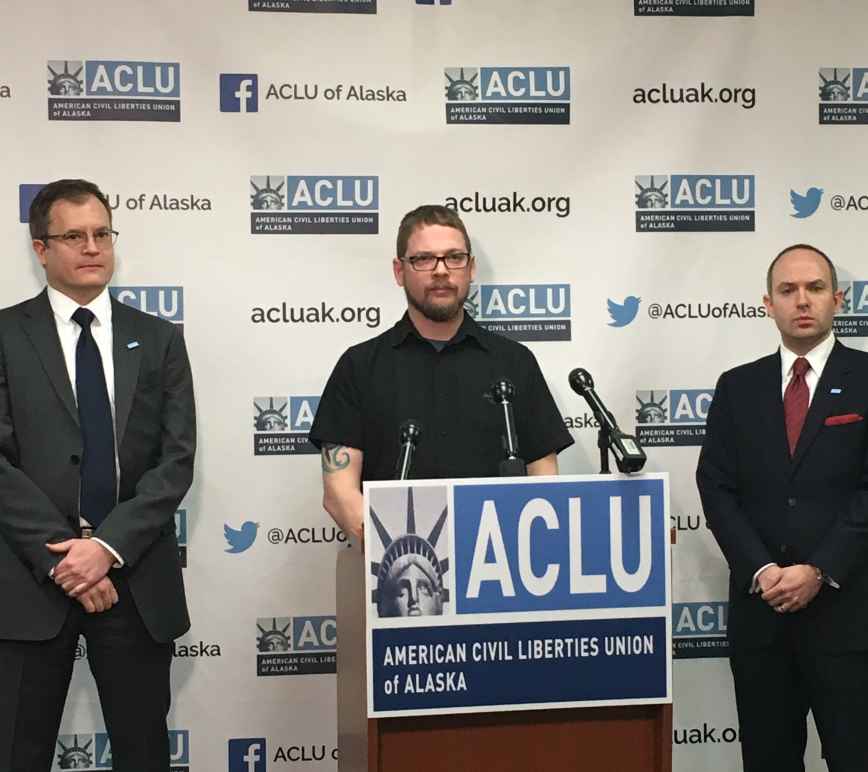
[72,307,116,528]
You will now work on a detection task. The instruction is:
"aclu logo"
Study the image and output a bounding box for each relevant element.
[673,602,729,659]
[254,396,319,456]
[46,59,180,122]
[819,67,868,124]
[175,509,188,567]
[249,0,376,13]
[53,730,189,770]
[635,388,713,446]
[445,66,570,125]
[220,73,259,112]
[635,174,755,232]
[834,280,868,338]
[249,175,378,235]
[110,286,184,334]
[635,0,753,16]
[465,283,571,342]
[256,615,337,676]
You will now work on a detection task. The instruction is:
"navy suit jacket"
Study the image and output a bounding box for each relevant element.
[697,340,868,652]
[0,289,195,643]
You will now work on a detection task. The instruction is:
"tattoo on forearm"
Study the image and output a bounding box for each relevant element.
[322,444,350,474]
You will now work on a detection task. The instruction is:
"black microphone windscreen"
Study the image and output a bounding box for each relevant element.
[568,368,594,395]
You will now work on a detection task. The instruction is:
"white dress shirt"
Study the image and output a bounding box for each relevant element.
[778,330,836,403]
[46,285,123,566]
[753,332,837,591]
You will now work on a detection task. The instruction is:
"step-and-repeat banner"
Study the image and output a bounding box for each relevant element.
[1,1,864,769]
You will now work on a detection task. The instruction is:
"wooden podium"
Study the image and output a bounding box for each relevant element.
[336,543,673,772]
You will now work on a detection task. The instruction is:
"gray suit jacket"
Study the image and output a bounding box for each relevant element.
[0,289,195,642]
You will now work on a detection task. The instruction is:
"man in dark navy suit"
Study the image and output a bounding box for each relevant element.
[697,244,868,772]
[0,179,195,771]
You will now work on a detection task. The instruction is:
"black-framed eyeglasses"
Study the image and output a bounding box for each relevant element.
[401,251,471,272]
[39,229,118,248]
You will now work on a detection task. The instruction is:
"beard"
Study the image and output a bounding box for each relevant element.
[404,282,469,323]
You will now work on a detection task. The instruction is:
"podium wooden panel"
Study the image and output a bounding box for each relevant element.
[336,544,672,772]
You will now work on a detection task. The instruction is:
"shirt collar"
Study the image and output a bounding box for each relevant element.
[389,311,489,351]
[46,285,113,329]
[779,331,835,380]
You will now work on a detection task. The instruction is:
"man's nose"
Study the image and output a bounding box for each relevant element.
[432,257,451,276]
[82,233,101,253]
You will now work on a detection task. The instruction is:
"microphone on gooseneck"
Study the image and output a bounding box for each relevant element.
[489,378,527,477]
[395,420,422,480]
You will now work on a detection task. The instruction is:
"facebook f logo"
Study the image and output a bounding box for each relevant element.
[220,74,259,113]
[229,738,266,771]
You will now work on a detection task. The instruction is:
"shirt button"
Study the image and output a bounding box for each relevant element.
[787,497,797,507]
[69,454,81,465]
[780,544,789,554]
[440,430,447,437]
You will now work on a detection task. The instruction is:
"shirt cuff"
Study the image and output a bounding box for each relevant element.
[92,538,125,568]
[819,570,840,589]
[751,562,776,593]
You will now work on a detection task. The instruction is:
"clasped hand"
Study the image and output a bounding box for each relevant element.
[46,538,117,613]
[759,564,822,613]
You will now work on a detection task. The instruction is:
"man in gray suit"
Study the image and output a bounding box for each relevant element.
[0,179,196,771]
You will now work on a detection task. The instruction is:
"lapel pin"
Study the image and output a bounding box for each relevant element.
[830,388,842,394]
[127,341,140,350]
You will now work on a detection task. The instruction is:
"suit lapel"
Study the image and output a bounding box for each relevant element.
[111,299,142,447]
[20,290,79,426]
[789,341,849,475]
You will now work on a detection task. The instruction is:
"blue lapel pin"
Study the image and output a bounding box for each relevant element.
[830,388,842,394]
[127,340,140,350]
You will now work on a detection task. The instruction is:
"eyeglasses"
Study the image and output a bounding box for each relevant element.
[401,251,471,272]
[40,229,118,248]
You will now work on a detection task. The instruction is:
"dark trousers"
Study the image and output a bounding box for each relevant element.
[0,573,172,772]
[730,625,868,772]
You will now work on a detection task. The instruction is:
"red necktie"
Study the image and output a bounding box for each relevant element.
[784,357,810,456]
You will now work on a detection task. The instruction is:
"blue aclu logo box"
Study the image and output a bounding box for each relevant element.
[452,477,667,614]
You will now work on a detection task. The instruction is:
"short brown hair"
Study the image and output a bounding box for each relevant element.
[29,179,112,240]
[396,205,471,258]
[766,243,838,294]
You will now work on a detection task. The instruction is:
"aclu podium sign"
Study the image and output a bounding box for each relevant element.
[364,474,671,717]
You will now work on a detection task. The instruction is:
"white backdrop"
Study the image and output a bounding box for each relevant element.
[1,1,865,769]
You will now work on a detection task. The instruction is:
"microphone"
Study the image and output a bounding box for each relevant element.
[395,420,422,480]
[489,378,527,477]
[568,368,647,474]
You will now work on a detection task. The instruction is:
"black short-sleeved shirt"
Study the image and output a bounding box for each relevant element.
[309,312,574,481]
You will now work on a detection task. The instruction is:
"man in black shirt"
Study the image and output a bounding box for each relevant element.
[309,205,573,540]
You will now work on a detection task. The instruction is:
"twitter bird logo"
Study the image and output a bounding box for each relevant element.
[224,521,259,553]
[607,296,641,327]
[790,187,823,218]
